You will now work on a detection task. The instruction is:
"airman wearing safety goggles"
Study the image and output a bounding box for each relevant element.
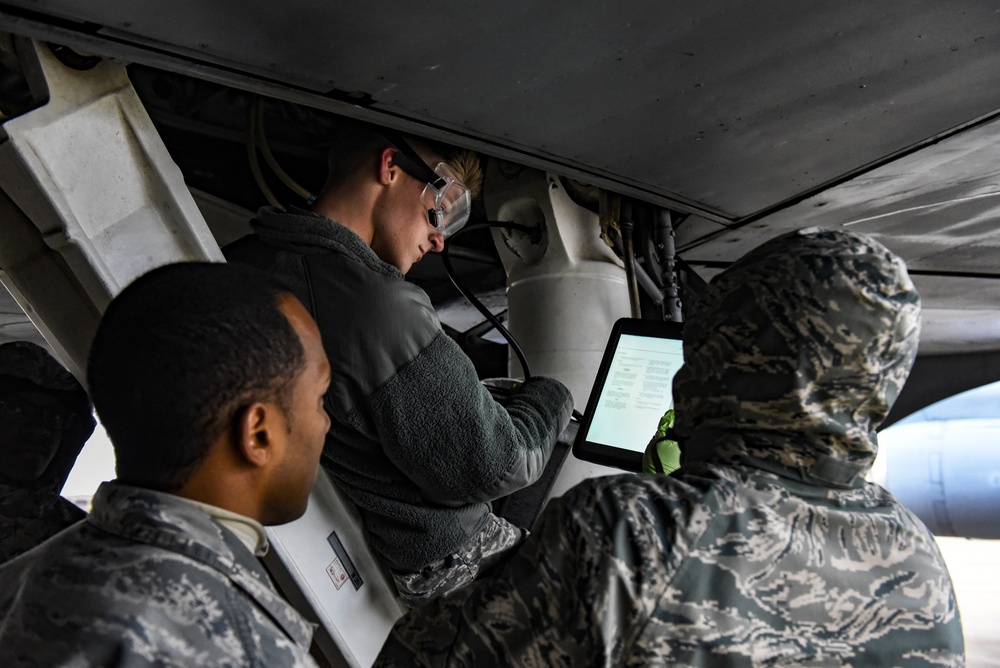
[381,130,473,239]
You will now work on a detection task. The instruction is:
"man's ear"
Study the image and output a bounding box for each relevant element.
[377,147,397,185]
[234,402,280,468]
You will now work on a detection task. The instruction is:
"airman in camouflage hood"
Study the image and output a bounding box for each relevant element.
[0,341,96,564]
[0,341,95,488]
[674,226,921,487]
[376,227,962,667]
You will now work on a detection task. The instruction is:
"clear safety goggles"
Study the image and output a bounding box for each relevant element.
[419,162,472,238]
[382,130,472,238]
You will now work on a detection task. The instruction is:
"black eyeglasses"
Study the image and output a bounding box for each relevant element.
[0,397,70,430]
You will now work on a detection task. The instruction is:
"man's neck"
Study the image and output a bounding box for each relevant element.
[311,190,374,245]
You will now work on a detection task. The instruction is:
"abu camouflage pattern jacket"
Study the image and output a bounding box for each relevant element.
[0,482,318,668]
[0,481,85,564]
[376,228,964,667]
[0,341,95,565]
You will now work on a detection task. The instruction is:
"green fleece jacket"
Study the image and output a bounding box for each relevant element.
[225,208,573,571]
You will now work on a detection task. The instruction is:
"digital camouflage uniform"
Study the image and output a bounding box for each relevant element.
[376,228,964,667]
[0,341,95,564]
[0,481,318,667]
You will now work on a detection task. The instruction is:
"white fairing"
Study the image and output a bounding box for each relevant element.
[0,40,221,379]
[266,471,407,668]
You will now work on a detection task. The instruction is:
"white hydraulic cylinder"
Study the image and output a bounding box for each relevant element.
[485,164,631,497]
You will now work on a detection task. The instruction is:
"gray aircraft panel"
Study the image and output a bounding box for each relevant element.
[2,0,999,219]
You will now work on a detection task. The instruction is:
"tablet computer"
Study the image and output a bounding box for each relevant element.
[573,317,685,472]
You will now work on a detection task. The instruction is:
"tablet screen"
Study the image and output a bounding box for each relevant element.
[573,319,684,471]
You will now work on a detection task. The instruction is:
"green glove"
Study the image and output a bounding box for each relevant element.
[642,408,681,475]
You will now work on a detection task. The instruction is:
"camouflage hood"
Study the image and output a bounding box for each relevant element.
[673,228,921,488]
[0,341,96,489]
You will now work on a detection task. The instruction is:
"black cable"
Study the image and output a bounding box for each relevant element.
[446,225,589,424]
[442,222,534,380]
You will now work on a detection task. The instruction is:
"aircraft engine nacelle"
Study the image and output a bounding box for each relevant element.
[875,419,1000,539]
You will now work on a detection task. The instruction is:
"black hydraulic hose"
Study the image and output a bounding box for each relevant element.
[441,222,535,381]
